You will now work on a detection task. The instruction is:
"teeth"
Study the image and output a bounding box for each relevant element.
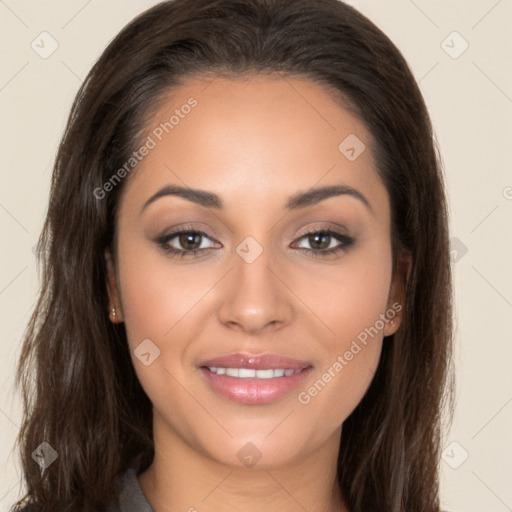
[255,369,274,379]
[207,367,301,378]
[239,368,256,378]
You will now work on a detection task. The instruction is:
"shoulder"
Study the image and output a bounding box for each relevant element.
[14,505,40,512]
[111,467,154,512]
[13,468,150,512]
[16,502,117,512]
[13,506,41,512]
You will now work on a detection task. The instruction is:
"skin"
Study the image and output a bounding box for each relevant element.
[106,74,410,512]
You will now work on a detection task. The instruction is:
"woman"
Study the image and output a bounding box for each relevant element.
[13,0,454,510]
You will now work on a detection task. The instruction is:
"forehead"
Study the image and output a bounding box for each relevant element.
[119,74,388,219]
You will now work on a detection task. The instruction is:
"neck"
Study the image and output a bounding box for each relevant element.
[138,413,349,512]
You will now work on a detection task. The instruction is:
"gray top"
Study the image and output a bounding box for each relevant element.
[107,468,154,512]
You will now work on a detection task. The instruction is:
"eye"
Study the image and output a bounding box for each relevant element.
[156,227,219,258]
[292,228,355,258]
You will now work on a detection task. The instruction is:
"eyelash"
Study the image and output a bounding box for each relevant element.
[156,226,355,260]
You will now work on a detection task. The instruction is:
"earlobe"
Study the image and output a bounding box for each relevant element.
[384,302,401,337]
[105,249,123,323]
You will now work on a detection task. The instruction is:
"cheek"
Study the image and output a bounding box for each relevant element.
[117,239,201,350]
[116,238,221,403]
[116,246,204,431]
[294,237,392,428]
[296,339,383,444]
[300,233,393,347]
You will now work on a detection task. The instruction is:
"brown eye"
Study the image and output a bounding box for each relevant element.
[292,229,355,257]
[156,228,219,258]
[307,232,332,250]
[178,232,202,251]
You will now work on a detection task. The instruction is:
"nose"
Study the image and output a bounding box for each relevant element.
[217,241,294,335]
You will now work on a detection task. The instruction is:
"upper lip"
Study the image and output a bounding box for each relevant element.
[199,352,312,370]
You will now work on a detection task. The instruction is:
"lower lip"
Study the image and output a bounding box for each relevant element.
[200,367,312,405]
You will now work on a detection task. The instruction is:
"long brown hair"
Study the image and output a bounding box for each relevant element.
[13,0,454,510]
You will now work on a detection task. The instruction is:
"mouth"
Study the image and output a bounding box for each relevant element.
[198,352,313,405]
[205,367,303,378]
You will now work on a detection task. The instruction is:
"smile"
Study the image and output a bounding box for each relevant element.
[198,352,313,405]
[205,367,302,378]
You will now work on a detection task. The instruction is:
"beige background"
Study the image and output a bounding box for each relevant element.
[1,1,511,510]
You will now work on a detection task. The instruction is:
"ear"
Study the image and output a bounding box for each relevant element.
[383,250,412,337]
[105,248,124,323]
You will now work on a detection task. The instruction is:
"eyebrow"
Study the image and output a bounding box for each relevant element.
[140,183,373,215]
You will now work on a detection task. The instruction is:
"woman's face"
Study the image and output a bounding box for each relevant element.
[106,74,406,468]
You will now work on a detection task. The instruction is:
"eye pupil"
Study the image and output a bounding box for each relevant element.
[309,233,330,250]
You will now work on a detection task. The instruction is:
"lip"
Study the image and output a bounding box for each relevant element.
[198,352,313,405]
